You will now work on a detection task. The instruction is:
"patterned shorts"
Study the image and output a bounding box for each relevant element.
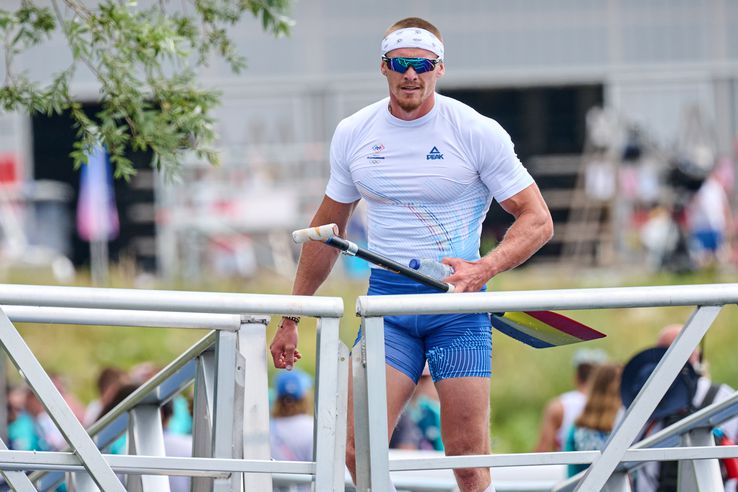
[354,268,492,383]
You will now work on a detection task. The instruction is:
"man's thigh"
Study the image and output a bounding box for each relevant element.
[435,376,491,454]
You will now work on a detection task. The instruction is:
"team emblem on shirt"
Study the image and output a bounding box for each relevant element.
[367,143,385,162]
[427,146,444,160]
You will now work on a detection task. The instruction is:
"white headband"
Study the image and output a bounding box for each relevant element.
[381,27,444,60]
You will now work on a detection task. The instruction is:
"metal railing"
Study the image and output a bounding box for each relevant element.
[353,283,738,492]
[0,284,348,492]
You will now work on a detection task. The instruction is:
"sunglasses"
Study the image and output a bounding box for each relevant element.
[382,56,441,74]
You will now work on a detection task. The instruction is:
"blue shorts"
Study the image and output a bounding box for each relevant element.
[354,268,492,384]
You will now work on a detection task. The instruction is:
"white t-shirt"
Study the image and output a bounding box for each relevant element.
[688,177,728,233]
[326,94,534,267]
[557,390,587,451]
[270,414,314,462]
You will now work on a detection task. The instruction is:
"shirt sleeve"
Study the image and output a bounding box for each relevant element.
[472,118,534,202]
[325,119,362,203]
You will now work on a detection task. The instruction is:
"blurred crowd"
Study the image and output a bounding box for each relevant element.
[4,362,193,491]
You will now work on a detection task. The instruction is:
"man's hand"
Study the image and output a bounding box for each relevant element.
[269,319,302,370]
[442,257,493,293]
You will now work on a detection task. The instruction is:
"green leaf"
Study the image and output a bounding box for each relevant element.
[1,0,293,177]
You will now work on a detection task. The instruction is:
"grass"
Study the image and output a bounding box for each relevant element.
[3,263,737,454]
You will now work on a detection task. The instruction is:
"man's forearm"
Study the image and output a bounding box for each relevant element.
[291,241,341,296]
[481,208,553,278]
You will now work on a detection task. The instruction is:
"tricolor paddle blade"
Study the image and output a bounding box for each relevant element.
[490,311,606,348]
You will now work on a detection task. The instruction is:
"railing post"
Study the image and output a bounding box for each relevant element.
[127,403,171,491]
[212,330,241,491]
[192,349,215,492]
[352,316,390,492]
[237,315,271,491]
[314,316,349,491]
[602,471,631,492]
[678,428,723,491]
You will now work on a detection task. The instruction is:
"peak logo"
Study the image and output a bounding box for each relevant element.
[426,146,443,160]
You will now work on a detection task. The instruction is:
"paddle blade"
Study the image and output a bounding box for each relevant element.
[490,310,606,349]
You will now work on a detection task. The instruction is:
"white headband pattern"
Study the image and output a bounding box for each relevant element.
[381,28,444,60]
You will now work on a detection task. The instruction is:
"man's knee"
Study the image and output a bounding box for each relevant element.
[443,433,488,456]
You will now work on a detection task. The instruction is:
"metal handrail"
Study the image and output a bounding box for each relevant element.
[0,285,348,492]
[356,283,738,316]
[352,283,738,492]
[0,283,344,317]
[2,305,243,330]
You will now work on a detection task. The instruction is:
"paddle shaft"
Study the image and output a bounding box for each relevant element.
[324,237,452,292]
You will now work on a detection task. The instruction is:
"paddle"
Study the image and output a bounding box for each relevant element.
[292,224,605,348]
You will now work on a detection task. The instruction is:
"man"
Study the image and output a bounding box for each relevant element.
[270,17,552,492]
[534,348,608,452]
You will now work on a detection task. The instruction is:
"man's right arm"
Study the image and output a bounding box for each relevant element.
[269,195,359,369]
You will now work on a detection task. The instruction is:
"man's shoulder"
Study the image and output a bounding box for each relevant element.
[436,94,507,134]
[337,98,388,130]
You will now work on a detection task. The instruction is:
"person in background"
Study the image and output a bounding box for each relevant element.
[390,363,443,451]
[270,369,314,461]
[6,386,42,451]
[534,348,608,452]
[24,387,66,451]
[50,373,86,423]
[564,363,623,477]
[270,369,314,492]
[84,366,129,426]
[686,170,733,268]
[634,323,738,492]
[161,400,193,492]
[656,324,737,438]
[99,383,140,455]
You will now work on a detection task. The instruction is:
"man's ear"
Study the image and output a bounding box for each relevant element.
[380,59,388,76]
[436,62,445,79]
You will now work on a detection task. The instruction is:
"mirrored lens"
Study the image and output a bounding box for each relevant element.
[385,57,437,74]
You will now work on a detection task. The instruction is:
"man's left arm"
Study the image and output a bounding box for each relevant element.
[444,183,553,292]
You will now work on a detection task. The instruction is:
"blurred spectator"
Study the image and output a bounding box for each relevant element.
[84,366,129,426]
[270,369,314,492]
[166,394,193,436]
[623,324,738,492]
[128,362,192,435]
[564,363,623,477]
[99,383,139,455]
[6,386,42,451]
[390,363,443,451]
[686,171,733,268]
[161,400,193,492]
[24,387,66,450]
[534,348,608,452]
[50,373,86,423]
[129,362,158,385]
